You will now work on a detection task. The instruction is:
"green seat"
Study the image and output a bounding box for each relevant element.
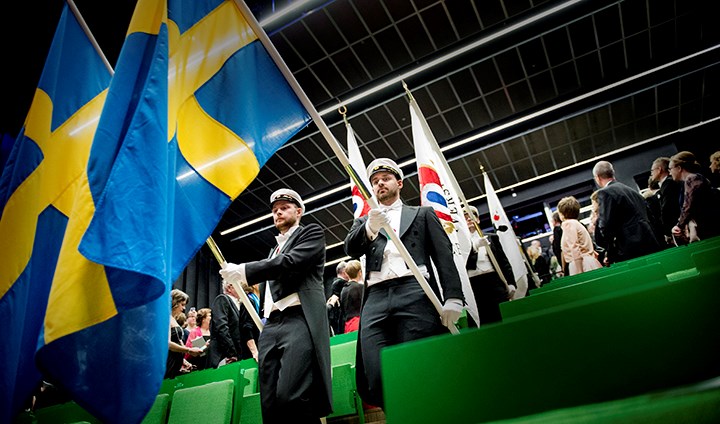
[382,265,720,423]
[501,262,667,319]
[330,331,358,346]
[327,364,365,423]
[140,393,170,424]
[34,402,100,424]
[238,393,262,424]
[331,339,357,367]
[241,367,259,396]
[487,382,720,423]
[167,380,234,424]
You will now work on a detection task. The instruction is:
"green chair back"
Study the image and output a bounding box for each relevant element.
[167,380,234,424]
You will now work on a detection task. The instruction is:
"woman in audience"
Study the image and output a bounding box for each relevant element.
[166,289,202,379]
[670,151,720,242]
[185,307,212,371]
[340,260,364,333]
[558,196,603,276]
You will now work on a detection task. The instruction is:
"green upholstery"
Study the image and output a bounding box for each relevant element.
[327,364,365,423]
[382,263,720,423]
[331,339,357,367]
[140,393,170,424]
[160,359,253,424]
[241,367,259,396]
[238,393,262,424]
[34,402,100,424]
[330,331,358,346]
[488,382,720,424]
[501,262,667,319]
[167,380,234,424]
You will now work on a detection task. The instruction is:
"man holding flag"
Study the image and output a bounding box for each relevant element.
[344,157,464,409]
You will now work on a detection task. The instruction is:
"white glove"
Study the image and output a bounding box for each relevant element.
[219,262,245,285]
[366,208,390,234]
[440,298,464,327]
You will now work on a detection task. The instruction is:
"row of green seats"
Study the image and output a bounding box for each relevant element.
[503,237,720,319]
[328,331,365,423]
[381,247,720,423]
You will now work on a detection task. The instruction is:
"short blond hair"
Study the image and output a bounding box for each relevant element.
[345,260,363,280]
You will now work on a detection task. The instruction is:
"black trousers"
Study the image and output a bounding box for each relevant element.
[258,306,322,424]
[359,277,447,407]
[468,272,508,327]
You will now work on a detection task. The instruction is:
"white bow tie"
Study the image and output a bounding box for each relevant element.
[382,203,402,213]
[275,233,289,245]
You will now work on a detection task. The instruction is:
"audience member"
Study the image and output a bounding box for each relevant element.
[551,211,566,276]
[186,307,198,333]
[587,190,607,265]
[650,157,683,246]
[340,260,364,333]
[185,307,212,371]
[219,188,332,423]
[527,241,551,286]
[557,196,603,275]
[326,261,348,336]
[592,160,661,264]
[175,312,189,343]
[709,151,720,187]
[669,151,720,242]
[643,176,664,243]
[166,289,202,379]
[208,281,258,368]
[344,158,465,409]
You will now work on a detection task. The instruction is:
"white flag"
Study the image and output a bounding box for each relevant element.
[411,100,480,325]
[483,173,529,299]
[346,121,371,219]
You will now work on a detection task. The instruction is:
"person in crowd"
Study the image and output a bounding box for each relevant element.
[175,312,189,343]
[340,259,364,333]
[557,196,603,276]
[464,206,514,326]
[326,261,348,336]
[643,176,664,243]
[528,240,551,286]
[669,151,720,242]
[650,157,683,247]
[344,158,465,409]
[708,151,720,188]
[207,281,258,368]
[185,307,212,371]
[587,190,607,265]
[592,160,661,264]
[166,289,203,379]
[185,307,198,335]
[244,282,261,317]
[551,211,566,276]
[219,188,332,424]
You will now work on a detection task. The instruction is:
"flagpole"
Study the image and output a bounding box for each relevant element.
[403,82,510,289]
[65,0,114,75]
[206,237,264,332]
[233,0,458,335]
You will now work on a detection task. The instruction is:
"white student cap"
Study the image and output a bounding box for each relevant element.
[270,188,305,211]
[366,158,403,182]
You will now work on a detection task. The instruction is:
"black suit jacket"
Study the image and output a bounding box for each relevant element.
[344,204,464,302]
[657,178,682,237]
[208,293,255,367]
[596,180,661,263]
[244,223,332,415]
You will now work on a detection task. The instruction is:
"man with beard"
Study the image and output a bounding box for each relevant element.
[220,189,332,424]
[344,158,464,409]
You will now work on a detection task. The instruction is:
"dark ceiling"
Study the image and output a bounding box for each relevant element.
[216,0,720,269]
[2,0,719,273]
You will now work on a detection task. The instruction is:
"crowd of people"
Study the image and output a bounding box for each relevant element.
[156,150,719,423]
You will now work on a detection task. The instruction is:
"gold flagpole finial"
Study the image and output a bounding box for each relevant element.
[477,160,485,174]
[338,105,348,125]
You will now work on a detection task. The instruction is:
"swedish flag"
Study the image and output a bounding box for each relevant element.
[0,4,112,421]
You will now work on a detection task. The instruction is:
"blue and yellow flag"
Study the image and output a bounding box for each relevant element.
[0,4,112,421]
[2,0,309,422]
